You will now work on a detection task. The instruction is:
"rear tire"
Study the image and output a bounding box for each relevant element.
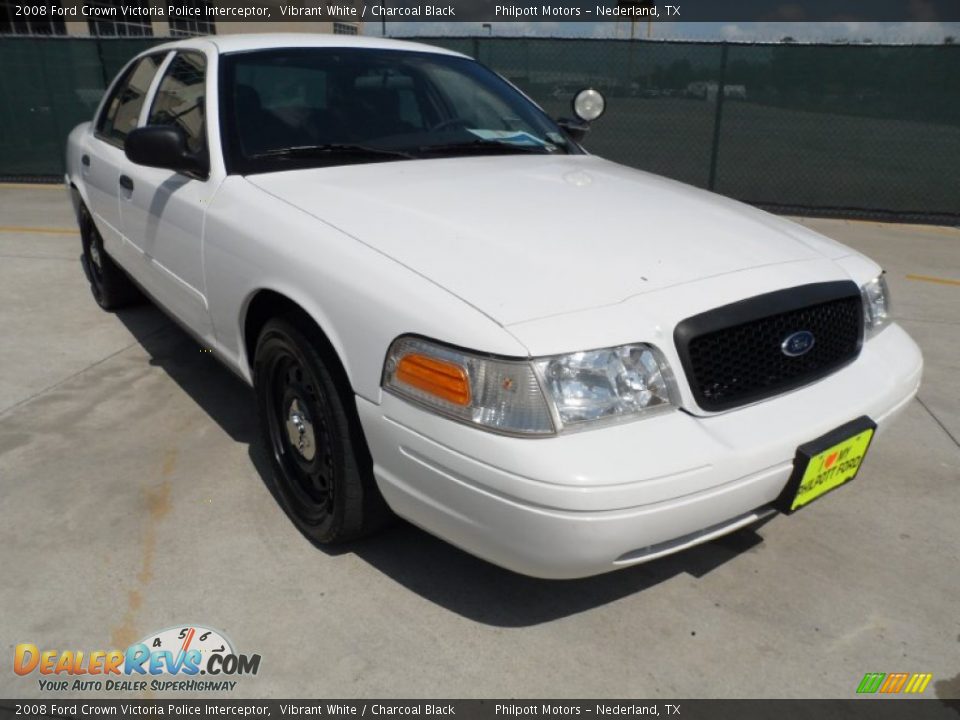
[254,316,390,545]
[78,201,140,311]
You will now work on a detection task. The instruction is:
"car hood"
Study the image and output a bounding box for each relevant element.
[246,154,852,326]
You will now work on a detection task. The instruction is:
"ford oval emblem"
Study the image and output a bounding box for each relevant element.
[781,330,816,357]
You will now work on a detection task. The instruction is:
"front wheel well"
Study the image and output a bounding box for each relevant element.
[243,290,352,393]
[69,183,82,220]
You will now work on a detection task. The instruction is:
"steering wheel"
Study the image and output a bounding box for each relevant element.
[430,117,470,132]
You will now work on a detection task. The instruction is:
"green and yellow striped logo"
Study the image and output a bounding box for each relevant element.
[857,672,933,694]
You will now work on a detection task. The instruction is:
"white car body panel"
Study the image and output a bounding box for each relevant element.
[246,155,853,327]
[81,134,126,248]
[118,161,219,339]
[64,34,923,578]
[201,176,531,396]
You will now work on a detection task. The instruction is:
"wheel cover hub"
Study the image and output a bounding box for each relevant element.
[90,241,102,269]
[284,397,316,461]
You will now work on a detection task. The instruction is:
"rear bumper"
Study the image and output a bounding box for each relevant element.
[357,324,922,579]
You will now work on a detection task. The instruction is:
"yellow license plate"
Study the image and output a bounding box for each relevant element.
[779,417,877,513]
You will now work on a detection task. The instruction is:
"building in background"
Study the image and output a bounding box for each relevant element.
[0,0,361,37]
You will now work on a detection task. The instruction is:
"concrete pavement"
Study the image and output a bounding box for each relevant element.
[1,185,958,699]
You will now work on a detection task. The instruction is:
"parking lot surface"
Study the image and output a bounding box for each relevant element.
[1,185,958,699]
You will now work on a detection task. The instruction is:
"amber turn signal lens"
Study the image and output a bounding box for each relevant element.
[395,353,471,406]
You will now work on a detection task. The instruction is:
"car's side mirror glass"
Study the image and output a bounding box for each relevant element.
[558,88,606,142]
[125,125,205,176]
[572,88,606,123]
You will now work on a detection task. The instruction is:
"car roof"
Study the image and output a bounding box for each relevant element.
[149,32,467,58]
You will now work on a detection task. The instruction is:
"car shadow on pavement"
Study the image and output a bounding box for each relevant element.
[346,521,766,627]
[116,305,768,627]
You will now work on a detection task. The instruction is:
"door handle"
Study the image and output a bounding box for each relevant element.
[119,174,134,191]
[81,154,90,167]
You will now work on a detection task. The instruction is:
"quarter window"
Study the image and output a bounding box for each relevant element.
[96,54,164,146]
[148,51,208,156]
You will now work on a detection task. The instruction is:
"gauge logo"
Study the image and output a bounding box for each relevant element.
[14,624,261,692]
[129,625,260,677]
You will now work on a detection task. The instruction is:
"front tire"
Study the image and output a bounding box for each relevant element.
[78,201,140,310]
[254,316,389,545]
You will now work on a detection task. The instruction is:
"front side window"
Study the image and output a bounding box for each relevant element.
[220,48,579,175]
[96,54,165,146]
[148,51,208,157]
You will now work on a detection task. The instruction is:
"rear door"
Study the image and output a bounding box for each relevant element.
[119,49,214,341]
[83,52,167,266]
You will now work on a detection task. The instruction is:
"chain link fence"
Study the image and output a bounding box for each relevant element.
[1,35,957,222]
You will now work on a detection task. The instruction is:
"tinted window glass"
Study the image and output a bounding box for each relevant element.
[148,51,207,156]
[97,54,164,144]
[221,49,577,174]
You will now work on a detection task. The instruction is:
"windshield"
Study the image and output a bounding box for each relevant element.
[219,48,579,174]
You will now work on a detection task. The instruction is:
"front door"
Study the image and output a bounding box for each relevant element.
[119,50,215,341]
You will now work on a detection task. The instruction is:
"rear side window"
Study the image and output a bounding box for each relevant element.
[96,54,165,146]
[148,51,207,156]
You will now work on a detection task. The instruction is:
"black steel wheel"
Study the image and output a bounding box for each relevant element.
[254,316,389,544]
[78,200,139,310]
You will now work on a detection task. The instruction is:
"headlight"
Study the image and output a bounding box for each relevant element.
[533,345,674,429]
[383,336,676,436]
[861,274,891,337]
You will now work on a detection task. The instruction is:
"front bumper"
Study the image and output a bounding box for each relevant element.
[357,323,922,579]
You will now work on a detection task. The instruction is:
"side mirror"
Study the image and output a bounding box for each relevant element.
[557,88,607,143]
[572,88,606,122]
[125,126,205,175]
[556,118,591,142]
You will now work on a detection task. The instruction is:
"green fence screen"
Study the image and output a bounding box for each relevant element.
[1,35,957,222]
[0,37,158,178]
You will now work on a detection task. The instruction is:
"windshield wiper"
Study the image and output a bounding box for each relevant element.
[249,144,415,161]
[416,140,553,157]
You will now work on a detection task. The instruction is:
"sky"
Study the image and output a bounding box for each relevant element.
[365,21,960,43]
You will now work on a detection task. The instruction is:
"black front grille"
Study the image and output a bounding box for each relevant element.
[674,282,864,412]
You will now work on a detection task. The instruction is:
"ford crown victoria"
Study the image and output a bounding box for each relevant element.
[65,34,923,578]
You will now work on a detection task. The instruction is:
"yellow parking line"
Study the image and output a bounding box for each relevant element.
[906,274,960,287]
[0,226,78,235]
[841,219,960,236]
[0,182,64,190]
